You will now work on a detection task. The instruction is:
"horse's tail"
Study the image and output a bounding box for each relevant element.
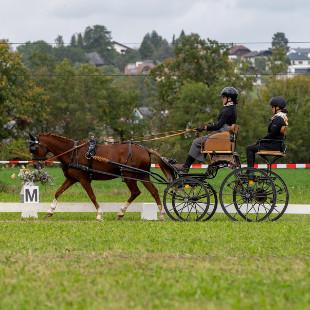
[146,148,175,182]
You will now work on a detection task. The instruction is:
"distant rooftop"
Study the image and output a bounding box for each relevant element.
[288,48,310,61]
[229,45,251,56]
[85,52,105,66]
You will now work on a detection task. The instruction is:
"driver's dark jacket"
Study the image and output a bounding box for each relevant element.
[207,104,237,131]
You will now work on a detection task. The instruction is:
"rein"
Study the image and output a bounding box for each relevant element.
[40,142,87,163]
[129,128,195,143]
[33,128,195,164]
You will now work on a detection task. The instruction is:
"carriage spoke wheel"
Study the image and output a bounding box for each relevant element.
[263,170,289,221]
[219,168,277,222]
[163,177,211,221]
[200,183,218,221]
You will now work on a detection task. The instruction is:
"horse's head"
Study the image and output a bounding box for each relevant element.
[28,133,49,161]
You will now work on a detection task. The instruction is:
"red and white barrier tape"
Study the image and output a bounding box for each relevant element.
[1,161,310,169]
[151,163,310,169]
[0,160,60,165]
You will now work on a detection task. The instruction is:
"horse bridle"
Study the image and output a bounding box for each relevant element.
[29,135,88,164]
[29,137,50,161]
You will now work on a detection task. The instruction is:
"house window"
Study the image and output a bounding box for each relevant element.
[298,61,303,64]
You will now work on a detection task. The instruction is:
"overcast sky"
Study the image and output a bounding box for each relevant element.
[1,0,310,50]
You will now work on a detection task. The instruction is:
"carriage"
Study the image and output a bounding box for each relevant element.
[28,126,289,222]
[162,124,289,222]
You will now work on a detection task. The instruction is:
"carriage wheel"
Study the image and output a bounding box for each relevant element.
[219,168,277,222]
[201,183,218,221]
[163,177,211,221]
[263,170,289,221]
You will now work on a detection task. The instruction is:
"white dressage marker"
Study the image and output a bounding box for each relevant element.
[20,184,39,219]
[141,203,158,220]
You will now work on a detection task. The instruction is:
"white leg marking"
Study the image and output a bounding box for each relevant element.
[117,202,131,217]
[48,199,58,214]
[158,205,165,220]
[96,213,102,221]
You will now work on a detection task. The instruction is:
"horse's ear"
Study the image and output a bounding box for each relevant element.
[28,133,36,141]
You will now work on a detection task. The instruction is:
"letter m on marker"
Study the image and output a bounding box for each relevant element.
[23,186,39,203]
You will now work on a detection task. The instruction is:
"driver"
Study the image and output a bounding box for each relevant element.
[174,86,238,173]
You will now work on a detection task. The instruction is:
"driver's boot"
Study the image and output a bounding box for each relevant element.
[173,155,195,173]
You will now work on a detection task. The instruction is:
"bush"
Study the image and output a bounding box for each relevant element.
[0,139,30,160]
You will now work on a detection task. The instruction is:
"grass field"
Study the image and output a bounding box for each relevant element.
[0,213,309,309]
[0,167,310,203]
[0,167,309,309]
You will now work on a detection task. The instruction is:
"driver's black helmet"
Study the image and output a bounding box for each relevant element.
[220,87,239,102]
[269,96,286,109]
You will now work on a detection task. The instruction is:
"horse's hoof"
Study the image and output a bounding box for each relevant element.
[159,215,165,221]
[117,214,124,220]
[45,213,53,219]
[96,218,103,222]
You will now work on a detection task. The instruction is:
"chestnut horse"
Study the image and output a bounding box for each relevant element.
[29,133,173,220]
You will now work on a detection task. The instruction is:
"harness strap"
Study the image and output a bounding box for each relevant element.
[70,141,79,164]
[125,141,133,165]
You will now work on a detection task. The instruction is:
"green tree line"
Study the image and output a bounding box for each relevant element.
[0,29,309,162]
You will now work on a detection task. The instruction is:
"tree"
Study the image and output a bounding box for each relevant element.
[269,48,288,75]
[139,31,173,61]
[77,33,84,48]
[17,41,56,70]
[151,33,252,106]
[139,34,154,59]
[272,32,289,53]
[56,47,86,64]
[149,33,253,159]
[39,59,143,141]
[0,41,47,142]
[269,32,289,75]
[18,38,87,71]
[254,57,268,74]
[106,77,142,141]
[82,25,116,65]
[45,60,111,138]
[70,35,77,47]
[55,35,64,48]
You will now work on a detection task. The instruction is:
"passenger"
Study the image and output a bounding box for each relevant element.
[174,86,238,173]
[246,96,288,168]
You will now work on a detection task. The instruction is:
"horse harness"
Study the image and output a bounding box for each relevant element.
[68,137,134,181]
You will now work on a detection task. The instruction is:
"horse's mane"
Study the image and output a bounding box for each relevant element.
[39,133,75,143]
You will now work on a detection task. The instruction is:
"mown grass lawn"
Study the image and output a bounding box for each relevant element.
[0,213,309,309]
[0,167,310,203]
[0,167,309,309]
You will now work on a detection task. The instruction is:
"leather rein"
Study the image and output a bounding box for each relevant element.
[31,128,196,164]
[31,140,87,164]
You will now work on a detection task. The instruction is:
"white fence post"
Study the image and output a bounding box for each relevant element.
[21,184,39,219]
[141,203,158,220]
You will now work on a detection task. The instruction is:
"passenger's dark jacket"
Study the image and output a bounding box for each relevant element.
[207,103,237,131]
[259,113,287,151]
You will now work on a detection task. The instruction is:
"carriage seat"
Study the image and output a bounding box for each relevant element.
[256,126,288,157]
[256,150,285,156]
[201,124,240,154]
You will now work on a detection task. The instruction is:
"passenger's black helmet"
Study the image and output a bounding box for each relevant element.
[269,96,286,109]
[220,87,239,101]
